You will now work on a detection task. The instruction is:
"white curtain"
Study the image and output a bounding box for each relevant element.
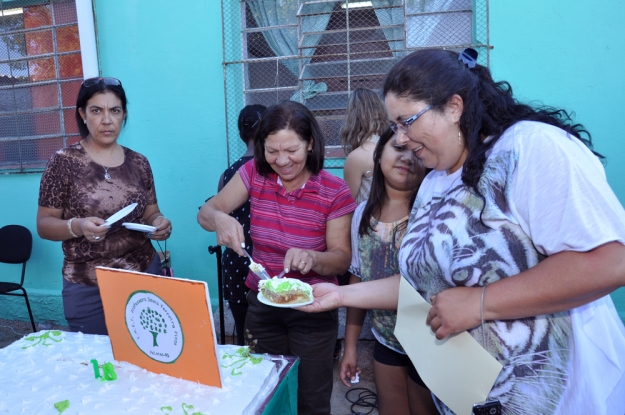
[248,0,334,101]
[370,0,405,57]
[402,0,469,48]
[372,0,470,52]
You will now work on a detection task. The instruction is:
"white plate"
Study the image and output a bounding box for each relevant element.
[104,203,138,226]
[122,223,157,233]
[257,291,313,308]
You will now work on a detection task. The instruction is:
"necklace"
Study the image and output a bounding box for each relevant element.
[85,139,117,181]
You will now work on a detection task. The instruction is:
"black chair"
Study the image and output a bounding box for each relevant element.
[202,197,226,345]
[0,225,37,332]
[208,245,225,345]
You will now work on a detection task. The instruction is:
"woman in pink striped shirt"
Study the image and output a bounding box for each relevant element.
[198,100,356,415]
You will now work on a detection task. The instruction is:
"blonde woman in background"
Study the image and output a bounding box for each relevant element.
[341,88,389,204]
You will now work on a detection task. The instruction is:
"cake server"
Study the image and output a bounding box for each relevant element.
[242,250,272,280]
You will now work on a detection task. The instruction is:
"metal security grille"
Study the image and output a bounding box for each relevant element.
[0,0,83,174]
[221,0,490,167]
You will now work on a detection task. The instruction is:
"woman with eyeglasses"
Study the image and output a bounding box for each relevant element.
[37,77,172,335]
[217,104,266,346]
[300,48,625,414]
[198,100,355,415]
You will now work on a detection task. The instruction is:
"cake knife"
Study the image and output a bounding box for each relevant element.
[242,250,272,280]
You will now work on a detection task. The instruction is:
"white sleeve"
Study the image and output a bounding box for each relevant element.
[348,202,366,279]
[509,122,625,256]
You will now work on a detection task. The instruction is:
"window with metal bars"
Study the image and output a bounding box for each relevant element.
[0,0,83,174]
[222,0,489,167]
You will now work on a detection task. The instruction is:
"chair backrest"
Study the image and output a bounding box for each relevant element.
[0,225,33,264]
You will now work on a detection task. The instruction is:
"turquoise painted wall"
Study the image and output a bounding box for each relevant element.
[0,0,226,323]
[92,0,226,309]
[0,174,65,321]
[489,0,625,320]
[1,0,624,324]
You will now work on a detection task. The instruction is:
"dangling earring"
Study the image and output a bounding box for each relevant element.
[458,130,462,147]
[83,119,87,124]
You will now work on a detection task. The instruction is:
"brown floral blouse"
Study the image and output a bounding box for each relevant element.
[38,142,157,286]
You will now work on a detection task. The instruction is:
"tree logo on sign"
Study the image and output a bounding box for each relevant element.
[125,291,184,363]
[140,307,167,347]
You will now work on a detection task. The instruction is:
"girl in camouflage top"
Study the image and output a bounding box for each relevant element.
[340,127,435,415]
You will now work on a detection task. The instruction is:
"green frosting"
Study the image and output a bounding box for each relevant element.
[22,330,63,349]
[160,403,205,415]
[220,347,263,376]
[262,278,310,294]
[274,280,295,292]
[54,400,69,414]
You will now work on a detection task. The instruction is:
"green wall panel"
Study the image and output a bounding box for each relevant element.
[489,0,625,318]
[91,0,227,310]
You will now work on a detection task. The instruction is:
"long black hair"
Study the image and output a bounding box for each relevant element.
[359,127,427,237]
[382,49,602,201]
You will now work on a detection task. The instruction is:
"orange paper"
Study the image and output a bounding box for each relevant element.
[96,267,222,388]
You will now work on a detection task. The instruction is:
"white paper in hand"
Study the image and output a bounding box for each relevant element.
[394,277,502,415]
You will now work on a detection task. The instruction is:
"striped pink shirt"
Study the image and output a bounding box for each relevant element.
[239,159,356,292]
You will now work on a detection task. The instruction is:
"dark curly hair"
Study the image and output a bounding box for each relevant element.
[382,49,603,204]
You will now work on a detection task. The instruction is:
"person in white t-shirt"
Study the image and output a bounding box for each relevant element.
[301,48,625,415]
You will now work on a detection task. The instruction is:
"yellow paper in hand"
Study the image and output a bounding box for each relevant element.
[394,277,502,415]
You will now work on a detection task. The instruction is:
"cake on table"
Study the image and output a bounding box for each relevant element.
[0,330,284,414]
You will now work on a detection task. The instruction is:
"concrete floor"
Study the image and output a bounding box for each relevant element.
[0,319,378,415]
[331,339,379,415]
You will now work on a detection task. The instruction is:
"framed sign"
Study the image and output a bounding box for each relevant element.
[96,267,222,387]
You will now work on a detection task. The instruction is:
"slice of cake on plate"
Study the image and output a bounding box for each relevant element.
[259,278,313,305]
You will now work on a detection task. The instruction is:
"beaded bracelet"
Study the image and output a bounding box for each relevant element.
[67,218,79,238]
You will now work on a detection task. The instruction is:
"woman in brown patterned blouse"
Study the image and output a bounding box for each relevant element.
[36,77,172,335]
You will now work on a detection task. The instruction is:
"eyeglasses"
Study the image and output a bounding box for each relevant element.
[389,105,432,135]
[81,77,122,88]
